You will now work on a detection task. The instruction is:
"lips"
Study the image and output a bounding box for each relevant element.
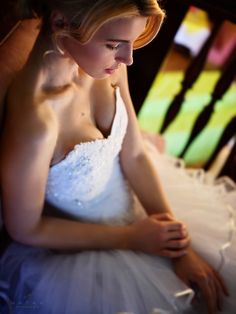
[106,66,118,71]
[105,64,121,74]
[105,67,118,74]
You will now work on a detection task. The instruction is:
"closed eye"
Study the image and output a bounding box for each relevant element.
[106,44,120,51]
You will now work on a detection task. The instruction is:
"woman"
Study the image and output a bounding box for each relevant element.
[0,0,235,313]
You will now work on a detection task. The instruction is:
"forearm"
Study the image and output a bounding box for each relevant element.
[12,216,131,251]
[122,150,174,216]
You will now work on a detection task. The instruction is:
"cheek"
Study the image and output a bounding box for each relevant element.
[88,49,111,66]
[80,44,112,65]
[77,48,108,67]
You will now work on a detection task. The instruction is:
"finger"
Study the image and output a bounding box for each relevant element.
[197,278,216,314]
[163,221,186,232]
[159,249,187,258]
[212,271,229,311]
[213,269,229,296]
[208,278,218,314]
[166,237,190,249]
[212,277,223,311]
[166,229,188,240]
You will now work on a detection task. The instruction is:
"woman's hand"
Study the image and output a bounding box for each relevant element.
[173,248,229,314]
[128,213,189,257]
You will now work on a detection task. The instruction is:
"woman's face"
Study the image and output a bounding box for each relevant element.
[62,16,147,79]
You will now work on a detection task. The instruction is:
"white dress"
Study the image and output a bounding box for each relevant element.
[0,88,235,314]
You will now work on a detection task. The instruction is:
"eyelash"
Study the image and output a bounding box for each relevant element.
[106,44,119,51]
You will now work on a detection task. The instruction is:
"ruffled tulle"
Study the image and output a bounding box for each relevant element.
[1,146,235,314]
[146,142,236,313]
[1,243,197,314]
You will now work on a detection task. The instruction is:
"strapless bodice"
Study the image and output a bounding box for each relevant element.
[46,88,144,225]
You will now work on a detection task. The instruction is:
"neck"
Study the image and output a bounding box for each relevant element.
[23,29,95,92]
[24,30,77,87]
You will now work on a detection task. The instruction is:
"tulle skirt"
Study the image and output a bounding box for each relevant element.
[0,145,236,314]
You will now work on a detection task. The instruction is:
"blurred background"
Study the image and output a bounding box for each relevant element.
[138,7,236,167]
[126,0,236,183]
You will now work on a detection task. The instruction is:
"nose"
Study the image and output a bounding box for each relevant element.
[115,45,133,66]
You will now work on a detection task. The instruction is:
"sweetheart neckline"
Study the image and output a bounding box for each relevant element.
[50,87,121,169]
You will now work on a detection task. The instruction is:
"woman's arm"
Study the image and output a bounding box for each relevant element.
[0,102,132,250]
[118,65,177,216]
[173,247,228,314]
[117,65,227,313]
[0,97,186,256]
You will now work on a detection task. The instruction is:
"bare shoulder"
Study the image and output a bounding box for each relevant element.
[1,80,58,170]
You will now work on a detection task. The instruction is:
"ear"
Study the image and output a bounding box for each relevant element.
[50,10,69,32]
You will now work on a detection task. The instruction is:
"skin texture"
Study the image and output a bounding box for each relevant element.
[0,14,228,314]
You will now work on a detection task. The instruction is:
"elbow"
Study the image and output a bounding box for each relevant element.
[121,148,149,171]
[5,220,41,247]
[6,225,31,245]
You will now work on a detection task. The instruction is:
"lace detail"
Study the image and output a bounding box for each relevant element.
[46,88,138,225]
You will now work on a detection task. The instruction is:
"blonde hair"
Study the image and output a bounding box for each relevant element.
[17,0,165,49]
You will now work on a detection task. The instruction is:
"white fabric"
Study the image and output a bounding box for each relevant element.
[0,87,235,314]
[46,88,145,225]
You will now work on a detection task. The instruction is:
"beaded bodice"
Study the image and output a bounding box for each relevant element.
[46,88,141,225]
